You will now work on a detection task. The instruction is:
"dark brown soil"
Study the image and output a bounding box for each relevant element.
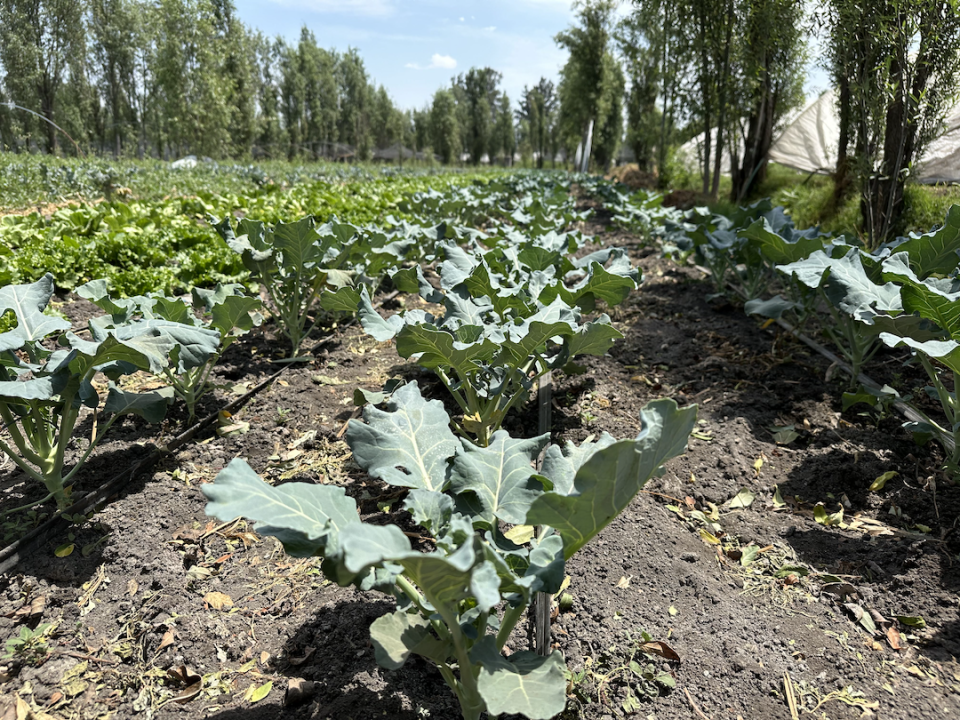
[1,212,959,720]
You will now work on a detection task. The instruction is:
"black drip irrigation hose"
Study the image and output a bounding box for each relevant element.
[0,367,286,576]
[690,262,956,458]
[0,289,401,576]
[772,315,956,456]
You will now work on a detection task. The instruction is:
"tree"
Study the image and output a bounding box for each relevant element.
[430,88,460,164]
[211,0,258,157]
[555,0,618,170]
[338,48,372,159]
[491,91,515,165]
[0,0,86,153]
[826,0,960,246]
[89,0,139,156]
[517,78,558,168]
[412,106,431,153]
[591,52,625,170]
[252,33,285,158]
[616,8,663,172]
[729,0,806,201]
[453,67,502,164]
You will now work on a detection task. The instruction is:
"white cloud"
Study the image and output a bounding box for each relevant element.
[407,53,458,70]
[459,16,465,21]
[430,53,457,69]
[483,26,496,32]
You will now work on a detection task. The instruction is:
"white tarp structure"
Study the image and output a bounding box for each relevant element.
[676,127,741,177]
[678,90,960,184]
[767,90,841,174]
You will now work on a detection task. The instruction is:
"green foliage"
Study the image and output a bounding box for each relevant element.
[0,275,210,510]
[76,279,263,420]
[3,623,53,665]
[203,383,697,720]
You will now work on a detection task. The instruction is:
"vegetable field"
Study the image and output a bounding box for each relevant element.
[1,169,959,720]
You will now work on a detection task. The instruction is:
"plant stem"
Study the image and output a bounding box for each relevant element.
[496,602,527,652]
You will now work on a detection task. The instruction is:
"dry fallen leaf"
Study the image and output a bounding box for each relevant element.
[126,580,139,597]
[616,576,631,589]
[203,592,234,611]
[886,627,902,650]
[641,641,681,663]
[159,629,176,651]
[167,665,202,703]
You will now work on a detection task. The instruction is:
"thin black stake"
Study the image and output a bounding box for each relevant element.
[532,370,553,656]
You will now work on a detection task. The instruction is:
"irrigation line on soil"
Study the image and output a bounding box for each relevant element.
[772,315,956,456]
[689,262,956,457]
[0,288,401,575]
[0,367,286,576]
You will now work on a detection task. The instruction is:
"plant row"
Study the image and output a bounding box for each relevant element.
[202,173,697,718]
[1,172,697,719]
[589,177,960,479]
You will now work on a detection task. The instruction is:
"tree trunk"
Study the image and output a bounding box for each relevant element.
[698,2,711,195]
[711,0,734,199]
[834,73,852,204]
[732,56,776,203]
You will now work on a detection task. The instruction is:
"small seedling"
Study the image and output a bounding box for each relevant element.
[3,623,54,666]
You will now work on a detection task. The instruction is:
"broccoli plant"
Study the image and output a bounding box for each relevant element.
[203,383,697,720]
[77,280,262,421]
[0,275,217,511]
[356,242,633,446]
[215,216,408,357]
[878,250,960,473]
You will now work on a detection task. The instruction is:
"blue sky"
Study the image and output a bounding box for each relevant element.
[233,0,831,112]
[234,0,578,110]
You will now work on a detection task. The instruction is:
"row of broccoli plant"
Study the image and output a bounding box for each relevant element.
[0,173,584,509]
[201,175,698,718]
[213,172,592,360]
[589,177,960,478]
[0,172,598,515]
[0,274,262,512]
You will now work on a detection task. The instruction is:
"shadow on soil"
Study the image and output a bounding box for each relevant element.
[203,597,461,720]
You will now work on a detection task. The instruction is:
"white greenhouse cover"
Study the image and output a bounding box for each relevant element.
[678,91,960,184]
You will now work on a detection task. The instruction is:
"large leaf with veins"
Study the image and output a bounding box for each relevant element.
[345,382,459,491]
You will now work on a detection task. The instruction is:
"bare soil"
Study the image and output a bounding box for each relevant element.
[1,211,959,720]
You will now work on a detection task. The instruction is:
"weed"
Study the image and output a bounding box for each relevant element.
[3,623,54,666]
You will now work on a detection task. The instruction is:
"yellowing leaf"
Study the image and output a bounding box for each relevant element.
[727,488,755,509]
[503,525,535,544]
[772,485,786,508]
[699,528,720,545]
[203,591,234,611]
[869,471,898,492]
[249,681,273,703]
[753,456,764,474]
[814,504,844,527]
[55,543,75,558]
[668,606,678,616]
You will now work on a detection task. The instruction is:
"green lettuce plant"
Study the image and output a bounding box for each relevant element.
[203,382,697,720]
[0,275,213,511]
